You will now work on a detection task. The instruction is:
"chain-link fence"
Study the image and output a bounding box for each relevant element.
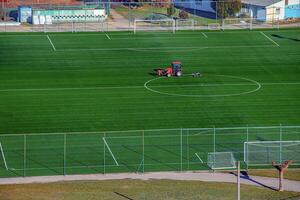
[0,1,300,32]
[0,125,299,178]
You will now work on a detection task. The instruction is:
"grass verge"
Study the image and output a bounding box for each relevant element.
[0,179,299,200]
[248,169,300,181]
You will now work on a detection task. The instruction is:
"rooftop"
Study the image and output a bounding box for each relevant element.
[242,0,282,7]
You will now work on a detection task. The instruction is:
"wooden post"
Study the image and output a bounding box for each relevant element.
[272,160,293,191]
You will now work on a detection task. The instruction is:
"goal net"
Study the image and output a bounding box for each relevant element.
[207,152,236,170]
[133,19,175,34]
[223,18,253,30]
[175,19,195,31]
[244,141,300,166]
[207,23,221,30]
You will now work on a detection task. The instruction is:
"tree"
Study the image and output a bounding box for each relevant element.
[211,0,242,19]
[167,4,175,17]
[179,10,189,19]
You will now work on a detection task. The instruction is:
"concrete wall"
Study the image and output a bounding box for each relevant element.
[266,0,285,21]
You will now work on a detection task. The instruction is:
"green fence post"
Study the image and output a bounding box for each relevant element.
[63,133,66,176]
[213,126,216,154]
[142,130,145,173]
[23,134,26,177]
[181,128,183,172]
[103,132,106,174]
[246,125,249,171]
[187,128,189,170]
[280,124,282,163]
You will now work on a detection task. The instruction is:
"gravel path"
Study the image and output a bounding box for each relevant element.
[1,171,300,192]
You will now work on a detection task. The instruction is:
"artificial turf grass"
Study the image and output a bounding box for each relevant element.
[0,29,299,133]
[0,179,299,200]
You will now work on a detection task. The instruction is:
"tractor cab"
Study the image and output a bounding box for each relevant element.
[171,61,182,77]
[155,61,183,77]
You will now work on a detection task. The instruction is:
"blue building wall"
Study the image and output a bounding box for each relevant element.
[174,0,216,19]
[285,4,300,18]
[242,4,266,21]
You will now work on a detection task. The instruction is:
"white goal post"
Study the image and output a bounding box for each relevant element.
[175,19,195,31]
[133,19,175,34]
[244,141,300,166]
[222,18,253,30]
[207,23,221,30]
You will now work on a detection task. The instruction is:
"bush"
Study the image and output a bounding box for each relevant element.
[179,10,189,19]
[167,5,176,17]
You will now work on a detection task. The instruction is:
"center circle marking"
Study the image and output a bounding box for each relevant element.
[144,74,261,97]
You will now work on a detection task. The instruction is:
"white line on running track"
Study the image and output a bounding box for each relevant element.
[105,33,111,40]
[0,82,299,92]
[202,32,208,38]
[46,35,56,51]
[260,31,280,47]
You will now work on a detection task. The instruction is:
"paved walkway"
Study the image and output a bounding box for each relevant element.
[1,171,300,192]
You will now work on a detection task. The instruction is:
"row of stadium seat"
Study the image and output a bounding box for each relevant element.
[51,15,106,22]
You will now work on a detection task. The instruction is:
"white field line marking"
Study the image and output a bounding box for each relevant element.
[195,153,204,163]
[0,82,299,92]
[260,31,280,47]
[57,45,277,52]
[0,142,8,170]
[202,32,208,38]
[102,137,119,166]
[46,35,56,51]
[105,33,111,40]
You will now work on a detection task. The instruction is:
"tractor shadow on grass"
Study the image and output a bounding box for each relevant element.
[148,72,157,77]
[271,34,300,42]
[230,171,277,191]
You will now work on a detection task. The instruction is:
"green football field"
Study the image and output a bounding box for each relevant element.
[0,29,299,177]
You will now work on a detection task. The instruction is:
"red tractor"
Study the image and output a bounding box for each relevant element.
[156,61,183,77]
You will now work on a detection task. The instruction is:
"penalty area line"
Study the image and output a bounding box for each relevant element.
[105,33,111,40]
[202,32,208,38]
[195,153,204,163]
[260,31,280,47]
[46,35,56,51]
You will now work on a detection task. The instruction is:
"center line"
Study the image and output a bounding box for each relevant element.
[105,33,111,40]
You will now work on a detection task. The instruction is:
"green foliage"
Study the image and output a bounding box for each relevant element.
[179,10,189,19]
[211,0,242,19]
[167,4,176,17]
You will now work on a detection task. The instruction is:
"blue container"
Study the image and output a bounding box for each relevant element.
[18,6,32,23]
